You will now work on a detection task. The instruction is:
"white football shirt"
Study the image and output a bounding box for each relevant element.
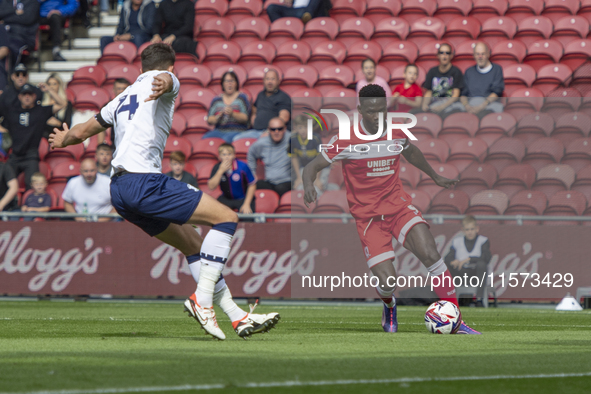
[98,70,180,174]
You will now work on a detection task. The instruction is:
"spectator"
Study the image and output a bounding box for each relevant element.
[356,59,391,100]
[288,114,324,191]
[39,0,79,61]
[150,0,198,57]
[0,83,66,189]
[62,158,115,222]
[100,0,156,53]
[445,215,491,307]
[421,43,464,117]
[0,64,43,111]
[208,143,256,213]
[203,71,250,143]
[391,64,423,113]
[460,42,504,118]
[100,78,131,146]
[95,143,114,176]
[43,73,73,137]
[21,172,51,220]
[266,0,331,23]
[247,117,292,197]
[0,0,39,90]
[164,150,197,188]
[236,69,291,140]
[0,160,18,212]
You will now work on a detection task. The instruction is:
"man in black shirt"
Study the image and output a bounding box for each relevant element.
[150,0,197,57]
[0,161,18,212]
[0,64,43,112]
[0,83,66,189]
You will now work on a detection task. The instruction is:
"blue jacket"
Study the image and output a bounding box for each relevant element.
[40,0,79,18]
[116,0,155,36]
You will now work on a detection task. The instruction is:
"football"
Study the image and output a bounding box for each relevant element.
[425,301,462,334]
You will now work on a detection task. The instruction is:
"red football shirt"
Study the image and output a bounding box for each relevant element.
[392,83,423,113]
[322,121,413,219]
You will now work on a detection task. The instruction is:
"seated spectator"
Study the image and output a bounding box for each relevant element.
[288,114,324,191]
[460,42,504,118]
[21,172,51,220]
[62,158,115,222]
[208,143,256,213]
[0,161,18,212]
[96,143,114,176]
[100,0,155,53]
[391,64,423,113]
[421,43,464,117]
[43,73,73,137]
[0,64,43,111]
[39,0,79,61]
[164,150,197,188]
[236,69,291,141]
[247,117,292,197]
[150,0,198,58]
[0,83,66,189]
[99,78,131,146]
[266,0,331,23]
[356,59,391,100]
[0,0,39,90]
[203,71,250,143]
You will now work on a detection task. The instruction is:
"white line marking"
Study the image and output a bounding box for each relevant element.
[2,372,591,394]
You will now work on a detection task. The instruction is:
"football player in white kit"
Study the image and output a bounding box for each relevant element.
[49,43,279,340]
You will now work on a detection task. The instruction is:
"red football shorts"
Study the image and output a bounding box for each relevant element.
[355,204,429,268]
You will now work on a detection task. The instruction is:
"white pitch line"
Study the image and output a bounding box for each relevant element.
[2,372,591,394]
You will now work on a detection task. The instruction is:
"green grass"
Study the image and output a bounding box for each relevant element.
[1,301,590,394]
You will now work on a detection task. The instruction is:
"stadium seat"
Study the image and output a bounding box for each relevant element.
[314,64,355,96]
[514,15,554,47]
[412,112,443,139]
[201,41,241,70]
[301,17,340,48]
[254,189,280,214]
[532,63,572,95]
[493,163,536,198]
[81,135,101,160]
[456,162,498,198]
[570,63,591,96]
[336,17,375,47]
[372,17,410,49]
[428,189,469,214]
[572,163,591,201]
[380,40,419,71]
[523,40,564,72]
[417,164,460,198]
[440,112,480,145]
[178,87,216,114]
[326,162,344,189]
[478,16,517,48]
[226,0,263,24]
[453,40,480,72]
[364,0,402,24]
[103,64,140,90]
[330,0,366,23]
[506,0,544,21]
[322,88,357,111]
[514,113,555,145]
[290,87,323,110]
[177,64,212,89]
[184,111,212,135]
[466,189,509,215]
[243,64,280,97]
[281,65,319,95]
[502,64,536,97]
[208,65,247,96]
[550,15,589,46]
[561,39,591,71]
[469,0,509,23]
[50,160,80,182]
[273,40,311,74]
[387,64,425,89]
[544,89,583,122]
[415,40,441,71]
[170,113,187,137]
[231,17,269,47]
[164,136,192,159]
[313,190,350,214]
[275,190,310,214]
[232,138,257,161]
[447,137,489,173]
[544,190,586,225]
[236,41,275,72]
[553,113,591,144]
[434,0,473,23]
[477,112,517,147]
[505,88,545,120]
[190,138,225,160]
[442,16,481,48]
[399,0,437,24]
[399,163,422,189]
[579,0,591,23]
[99,41,136,66]
[267,17,304,47]
[484,137,526,172]
[344,41,383,71]
[197,17,235,46]
[414,138,450,163]
[504,190,547,218]
[532,163,574,199]
[541,0,580,24]
[490,39,527,68]
[194,0,229,20]
[71,65,106,87]
[308,40,347,73]
[73,87,110,112]
[407,189,431,213]
[562,137,591,171]
[407,17,446,48]
[21,187,59,209]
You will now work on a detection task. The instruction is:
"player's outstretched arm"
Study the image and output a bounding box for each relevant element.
[144,72,174,102]
[303,154,331,208]
[402,142,459,189]
[49,117,106,149]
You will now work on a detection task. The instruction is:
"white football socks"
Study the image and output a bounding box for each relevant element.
[214,280,247,324]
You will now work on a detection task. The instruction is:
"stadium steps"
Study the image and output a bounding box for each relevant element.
[88,27,117,39]
[43,60,97,72]
[101,14,119,26]
[72,38,101,49]
[61,49,102,61]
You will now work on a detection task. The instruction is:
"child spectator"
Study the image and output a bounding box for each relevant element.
[21,172,51,219]
[288,114,323,190]
[208,143,256,214]
[391,64,423,113]
[164,150,197,188]
[95,143,114,176]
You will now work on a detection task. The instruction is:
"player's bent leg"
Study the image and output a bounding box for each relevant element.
[370,259,398,333]
[186,192,238,226]
[154,223,202,256]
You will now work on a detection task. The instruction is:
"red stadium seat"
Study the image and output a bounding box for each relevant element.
[479,17,517,48]
[484,137,526,172]
[505,190,547,217]
[407,16,445,48]
[523,138,565,172]
[336,17,375,47]
[506,0,543,21]
[428,189,470,214]
[100,41,136,65]
[544,190,586,224]
[326,162,344,189]
[514,15,554,47]
[164,136,192,159]
[414,138,450,163]
[308,40,347,73]
[232,138,257,161]
[562,137,591,171]
[523,40,564,72]
[417,164,459,198]
[440,112,480,145]
[73,87,110,112]
[453,40,480,72]
[544,89,582,118]
[322,88,357,112]
[477,112,517,147]
[447,137,489,173]
[231,17,269,47]
[179,87,216,113]
[467,189,509,215]
[415,40,443,71]
[570,63,591,96]
[21,188,58,209]
[254,189,280,213]
[301,17,340,48]
[399,162,422,189]
[503,64,536,97]
[551,15,589,46]
[197,17,235,46]
[542,0,580,24]
[313,190,350,214]
[195,0,228,19]
[190,138,225,160]
[314,64,354,96]
[185,111,212,135]
[81,135,101,160]
[344,41,382,71]
[71,65,106,87]
[490,39,527,69]
[50,160,80,182]
[532,63,572,95]
[243,64,280,96]
[442,16,481,48]
[276,190,310,214]
[505,88,545,120]
[330,0,366,23]
[267,17,304,47]
[381,41,419,70]
[226,0,263,24]
[38,161,51,181]
[469,0,509,23]
[412,112,443,139]
[365,0,402,24]
[553,112,591,142]
[273,40,311,74]
[514,113,555,145]
[372,17,410,49]
[291,88,323,109]
[238,40,276,71]
[494,163,537,198]
[201,41,241,70]
[434,0,473,23]
[399,0,437,24]
[561,39,591,71]
[104,64,140,89]
[572,163,591,201]
[407,189,431,213]
[170,113,187,137]
[456,162,498,198]
[281,65,319,95]
[177,64,212,88]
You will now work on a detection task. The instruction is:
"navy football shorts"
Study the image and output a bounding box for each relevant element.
[110,172,203,236]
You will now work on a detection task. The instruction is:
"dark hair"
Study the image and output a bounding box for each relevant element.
[141,43,176,72]
[220,71,239,93]
[96,143,113,152]
[218,143,235,153]
[361,58,376,68]
[170,150,186,163]
[439,42,453,54]
[404,64,418,73]
[358,84,387,106]
[114,78,131,86]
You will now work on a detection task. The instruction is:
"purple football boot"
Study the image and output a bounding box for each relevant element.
[381,302,398,333]
[456,321,482,334]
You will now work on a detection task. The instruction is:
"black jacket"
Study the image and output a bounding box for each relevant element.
[152,0,195,39]
[0,0,40,49]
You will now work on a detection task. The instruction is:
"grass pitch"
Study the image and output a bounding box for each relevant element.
[1,300,590,394]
